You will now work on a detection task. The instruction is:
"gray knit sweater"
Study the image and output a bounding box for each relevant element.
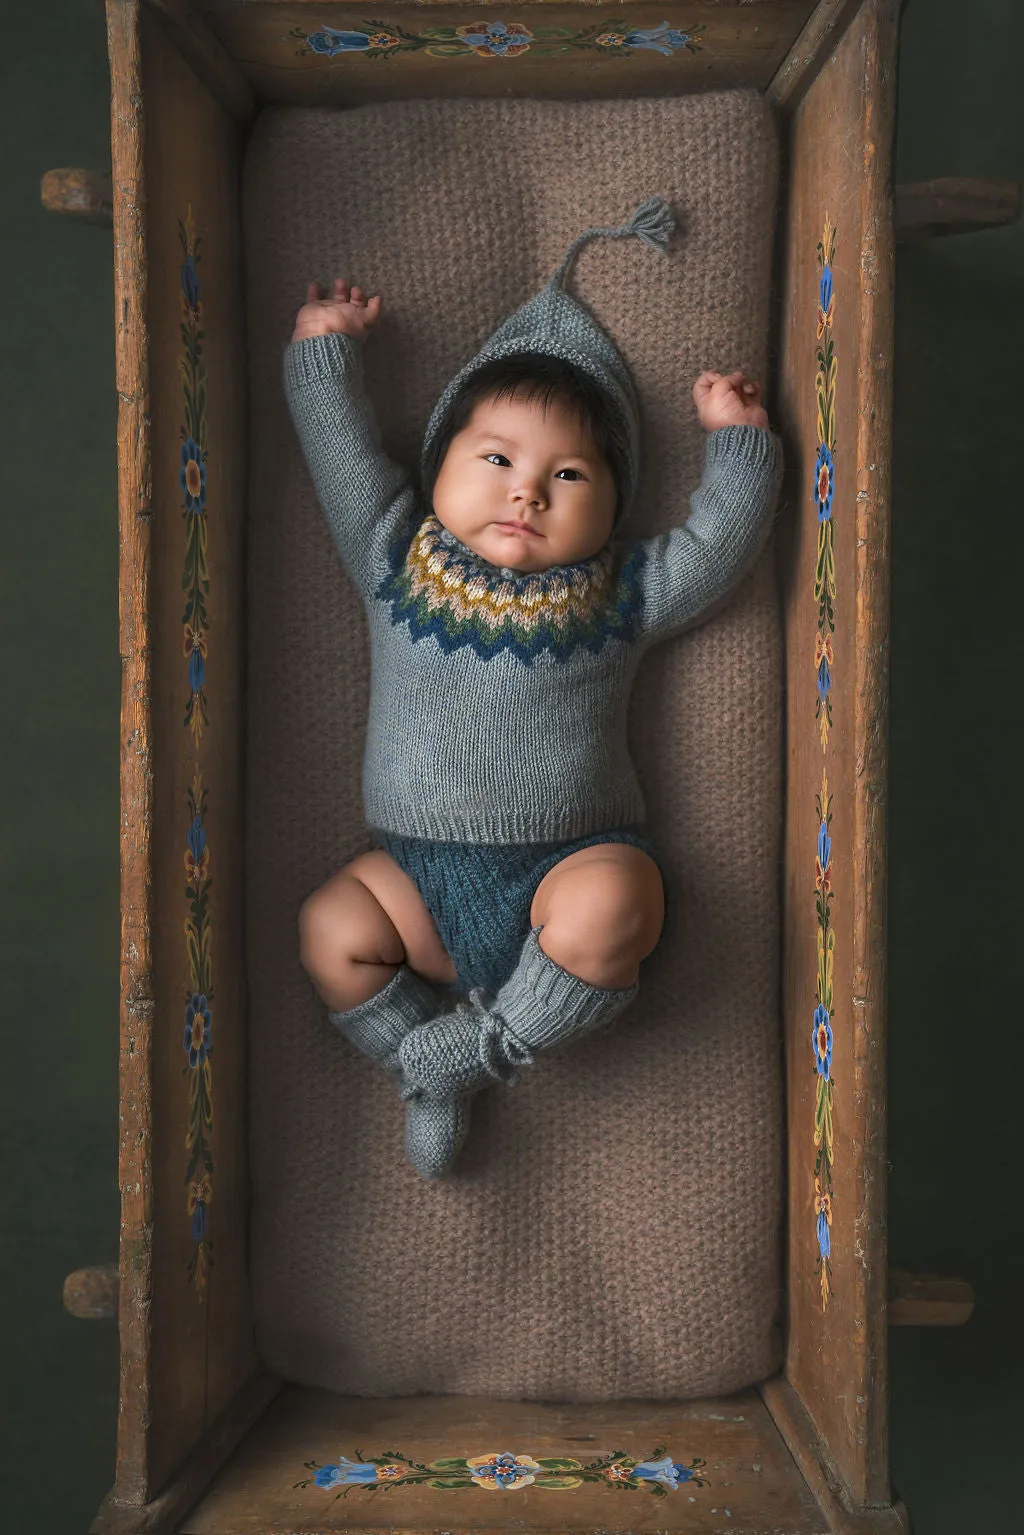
[283,332,783,845]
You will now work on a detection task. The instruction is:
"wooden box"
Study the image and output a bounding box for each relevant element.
[84,1,917,1529]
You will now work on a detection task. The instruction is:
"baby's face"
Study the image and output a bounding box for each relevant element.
[431,392,617,573]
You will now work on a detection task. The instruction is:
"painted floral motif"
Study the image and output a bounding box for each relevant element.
[289,20,704,61]
[179,203,214,1294]
[812,215,837,1311]
[184,766,214,1290]
[377,513,647,664]
[298,1446,708,1500]
[179,207,210,743]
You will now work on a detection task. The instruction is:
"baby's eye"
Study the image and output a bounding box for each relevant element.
[484,453,511,467]
[556,468,586,481]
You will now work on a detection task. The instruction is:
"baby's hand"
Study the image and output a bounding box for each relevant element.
[291,278,383,343]
[693,370,769,432]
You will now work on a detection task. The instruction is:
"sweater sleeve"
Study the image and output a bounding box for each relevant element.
[632,425,784,643]
[282,332,418,594]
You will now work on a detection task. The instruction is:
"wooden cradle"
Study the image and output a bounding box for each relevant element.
[46,1,1008,1530]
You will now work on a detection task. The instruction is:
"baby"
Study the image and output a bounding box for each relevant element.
[283,198,782,1181]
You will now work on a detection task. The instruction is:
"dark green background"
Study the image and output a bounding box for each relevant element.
[2,2,1021,1529]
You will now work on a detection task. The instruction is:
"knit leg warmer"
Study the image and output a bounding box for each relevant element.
[397,926,638,1099]
[328,967,476,1180]
[327,964,439,1075]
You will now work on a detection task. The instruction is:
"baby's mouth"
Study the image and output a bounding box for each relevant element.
[496,520,542,538]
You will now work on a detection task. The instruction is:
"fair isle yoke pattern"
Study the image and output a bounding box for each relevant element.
[376,514,649,664]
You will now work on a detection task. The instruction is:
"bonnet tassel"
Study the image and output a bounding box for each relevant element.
[552,195,675,290]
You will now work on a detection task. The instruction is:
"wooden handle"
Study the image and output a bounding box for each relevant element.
[895,177,1020,241]
[40,168,113,226]
[888,1268,974,1326]
[63,1263,119,1319]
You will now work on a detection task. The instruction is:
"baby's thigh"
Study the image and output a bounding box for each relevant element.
[344,850,458,986]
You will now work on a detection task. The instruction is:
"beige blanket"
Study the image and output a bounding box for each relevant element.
[243,92,784,1399]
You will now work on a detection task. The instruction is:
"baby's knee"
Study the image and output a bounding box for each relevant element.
[544,861,663,968]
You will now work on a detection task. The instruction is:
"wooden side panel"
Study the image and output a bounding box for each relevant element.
[776,0,897,1510]
[202,0,817,101]
[107,0,255,1504]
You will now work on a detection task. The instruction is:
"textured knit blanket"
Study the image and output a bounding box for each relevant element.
[243,92,784,1400]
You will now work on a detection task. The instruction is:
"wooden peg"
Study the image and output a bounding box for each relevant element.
[40,168,113,227]
[63,1263,119,1320]
[888,1269,974,1326]
[895,178,1021,241]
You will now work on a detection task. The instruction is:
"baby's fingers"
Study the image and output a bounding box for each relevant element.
[365,293,383,322]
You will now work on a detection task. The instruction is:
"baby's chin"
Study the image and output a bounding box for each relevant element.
[437,520,598,573]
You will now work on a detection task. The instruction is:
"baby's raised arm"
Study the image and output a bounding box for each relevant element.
[632,369,783,643]
[283,278,416,596]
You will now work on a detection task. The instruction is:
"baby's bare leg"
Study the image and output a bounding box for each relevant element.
[299,850,457,1011]
[530,844,665,990]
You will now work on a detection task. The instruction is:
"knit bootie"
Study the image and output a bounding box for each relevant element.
[397,926,639,1100]
[328,967,477,1180]
[327,964,439,1076]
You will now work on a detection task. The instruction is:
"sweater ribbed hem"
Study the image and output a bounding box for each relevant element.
[366,785,647,846]
[282,330,361,391]
[705,422,783,478]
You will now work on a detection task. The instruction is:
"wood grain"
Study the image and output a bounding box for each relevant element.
[107,0,157,1506]
[63,1264,120,1321]
[40,167,114,224]
[894,176,1021,240]
[144,0,256,125]
[201,0,818,102]
[179,1386,828,1535]
[775,0,898,1511]
[887,1270,975,1326]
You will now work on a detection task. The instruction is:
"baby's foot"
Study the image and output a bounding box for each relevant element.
[403,1090,474,1180]
[397,989,533,1098]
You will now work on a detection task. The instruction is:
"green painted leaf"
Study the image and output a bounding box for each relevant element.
[426,1476,471,1490]
[427,1458,469,1471]
[535,1458,584,1471]
[534,1475,584,1490]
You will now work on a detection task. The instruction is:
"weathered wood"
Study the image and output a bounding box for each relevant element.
[40,167,114,225]
[887,1270,975,1326]
[106,0,156,1507]
[179,1385,827,1534]
[775,0,898,1513]
[894,177,1021,240]
[201,0,818,103]
[760,1378,910,1534]
[144,0,256,125]
[766,0,863,111]
[105,0,256,1507]
[63,1264,120,1320]
[90,1371,282,1535]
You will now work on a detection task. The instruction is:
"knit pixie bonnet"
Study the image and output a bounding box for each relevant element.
[420,197,675,524]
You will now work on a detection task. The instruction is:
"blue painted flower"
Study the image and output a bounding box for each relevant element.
[184,992,212,1068]
[624,24,692,56]
[814,442,834,521]
[817,821,831,874]
[180,438,206,514]
[631,1456,695,1489]
[315,1457,379,1487]
[306,27,371,56]
[816,1185,832,1259]
[188,1173,211,1240]
[188,643,205,692]
[188,815,206,863]
[456,22,534,56]
[813,1003,833,1079]
[180,253,200,310]
[817,654,831,701]
[190,1198,207,1241]
[820,264,833,314]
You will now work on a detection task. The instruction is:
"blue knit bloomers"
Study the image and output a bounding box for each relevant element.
[375,825,659,996]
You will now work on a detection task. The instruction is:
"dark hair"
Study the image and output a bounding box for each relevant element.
[422,352,628,517]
